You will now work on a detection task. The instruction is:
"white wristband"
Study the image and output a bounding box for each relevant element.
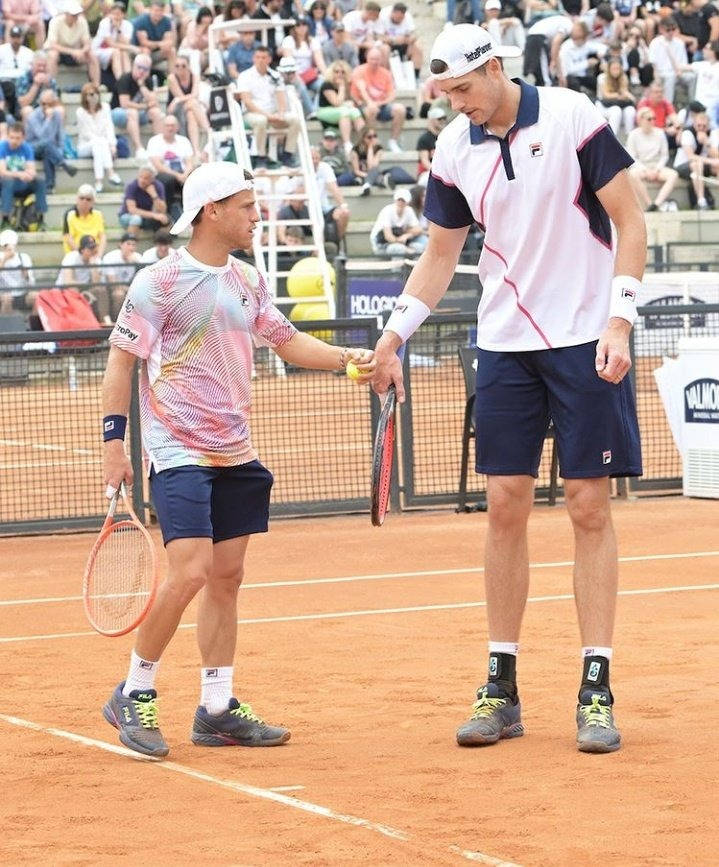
[608,275,641,326]
[384,294,431,343]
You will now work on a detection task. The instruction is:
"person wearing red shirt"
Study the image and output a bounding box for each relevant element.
[637,81,676,128]
[350,46,406,152]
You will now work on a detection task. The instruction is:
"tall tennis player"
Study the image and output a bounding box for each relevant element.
[371,25,647,753]
[101,162,375,758]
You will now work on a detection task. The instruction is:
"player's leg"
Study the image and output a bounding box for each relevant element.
[541,340,642,753]
[103,467,217,757]
[190,461,290,747]
[456,349,549,747]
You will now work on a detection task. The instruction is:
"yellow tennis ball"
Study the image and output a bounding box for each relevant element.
[346,361,361,381]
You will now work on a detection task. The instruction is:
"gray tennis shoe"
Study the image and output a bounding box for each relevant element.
[456,683,524,746]
[191,698,291,747]
[102,682,169,758]
[576,687,621,753]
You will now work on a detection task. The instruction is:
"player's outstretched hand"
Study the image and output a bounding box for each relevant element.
[344,347,376,384]
[595,319,632,385]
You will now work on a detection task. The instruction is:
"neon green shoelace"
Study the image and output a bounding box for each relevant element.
[579,694,613,728]
[132,698,159,730]
[470,691,507,720]
[230,702,263,723]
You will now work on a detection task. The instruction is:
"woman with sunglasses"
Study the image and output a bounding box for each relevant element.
[167,55,211,159]
[348,127,414,194]
[625,106,679,211]
[76,83,123,193]
[316,60,364,153]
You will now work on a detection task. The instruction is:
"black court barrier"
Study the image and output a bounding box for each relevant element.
[1,306,716,534]
[0,319,380,534]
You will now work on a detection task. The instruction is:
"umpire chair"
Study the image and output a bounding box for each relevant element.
[456,346,559,511]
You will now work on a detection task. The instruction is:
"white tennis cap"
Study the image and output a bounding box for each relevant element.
[170,161,254,235]
[430,23,521,80]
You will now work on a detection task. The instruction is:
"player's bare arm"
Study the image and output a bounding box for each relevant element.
[102,345,136,491]
[274,331,376,383]
[372,222,469,400]
[594,169,647,385]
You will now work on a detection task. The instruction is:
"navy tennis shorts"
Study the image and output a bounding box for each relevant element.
[474,341,643,479]
[149,461,274,546]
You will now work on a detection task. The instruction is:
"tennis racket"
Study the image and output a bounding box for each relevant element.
[83,484,158,637]
[370,346,405,526]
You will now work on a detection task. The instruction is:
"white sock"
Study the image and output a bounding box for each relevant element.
[122,649,159,696]
[582,646,613,661]
[488,641,519,655]
[201,666,233,715]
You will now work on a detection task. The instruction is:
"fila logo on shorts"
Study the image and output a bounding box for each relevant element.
[603,450,612,464]
[424,81,634,352]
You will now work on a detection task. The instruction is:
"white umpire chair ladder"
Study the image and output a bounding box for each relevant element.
[207,18,335,320]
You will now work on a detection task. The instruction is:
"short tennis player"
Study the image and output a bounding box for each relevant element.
[372,25,646,753]
[101,161,375,758]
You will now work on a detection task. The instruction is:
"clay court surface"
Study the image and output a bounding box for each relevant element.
[1,497,717,866]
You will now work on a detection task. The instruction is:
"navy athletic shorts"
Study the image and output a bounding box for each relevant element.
[149,461,274,546]
[474,341,643,479]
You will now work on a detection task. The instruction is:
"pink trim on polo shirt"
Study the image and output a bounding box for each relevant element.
[482,242,553,349]
[479,153,503,229]
[576,122,608,152]
[429,171,458,188]
[572,178,613,252]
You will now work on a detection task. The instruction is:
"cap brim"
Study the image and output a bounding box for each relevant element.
[169,207,200,235]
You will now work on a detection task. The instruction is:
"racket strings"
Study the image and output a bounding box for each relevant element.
[87,524,153,632]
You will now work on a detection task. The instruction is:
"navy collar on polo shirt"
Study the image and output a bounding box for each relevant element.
[469,79,539,144]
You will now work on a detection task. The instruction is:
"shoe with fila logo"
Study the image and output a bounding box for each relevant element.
[102,681,169,758]
[576,686,621,753]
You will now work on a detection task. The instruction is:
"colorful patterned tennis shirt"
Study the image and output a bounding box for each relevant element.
[110,247,297,471]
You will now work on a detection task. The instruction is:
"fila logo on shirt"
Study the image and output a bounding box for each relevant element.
[587,661,602,682]
[240,294,249,307]
[602,450,612,464]
[529,142,543,158]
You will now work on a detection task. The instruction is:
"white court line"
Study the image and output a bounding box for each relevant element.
[1,582,717,645]
[2,550,718,609]
[269,785,305,792]
[0,713,518,867]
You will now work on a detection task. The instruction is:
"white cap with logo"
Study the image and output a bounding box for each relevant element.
[430,23,521,80]
[170,161,254,235]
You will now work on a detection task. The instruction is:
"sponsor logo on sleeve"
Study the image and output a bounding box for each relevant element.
[114,324,139,341]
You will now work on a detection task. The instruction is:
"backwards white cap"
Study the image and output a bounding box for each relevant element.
[430,23,521,80]
[170,161,254,235]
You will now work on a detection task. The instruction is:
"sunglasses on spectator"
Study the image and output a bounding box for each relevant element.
[78,196,93,200]
[365,133,377,139]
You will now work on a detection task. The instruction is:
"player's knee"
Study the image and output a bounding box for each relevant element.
[207,565,244,594]
[487,480,533,530]
[565,483,611,533]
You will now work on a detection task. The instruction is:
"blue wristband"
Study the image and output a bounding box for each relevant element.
[103,415,127,442]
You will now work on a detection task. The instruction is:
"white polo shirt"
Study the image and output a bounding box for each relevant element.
[378,6,415,39]
[425,81,633,352]
[235,65,284,114]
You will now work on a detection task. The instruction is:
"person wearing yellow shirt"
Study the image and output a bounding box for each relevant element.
[62,183,106,256]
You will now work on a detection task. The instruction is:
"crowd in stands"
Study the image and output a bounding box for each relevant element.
[1,0,719,323]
